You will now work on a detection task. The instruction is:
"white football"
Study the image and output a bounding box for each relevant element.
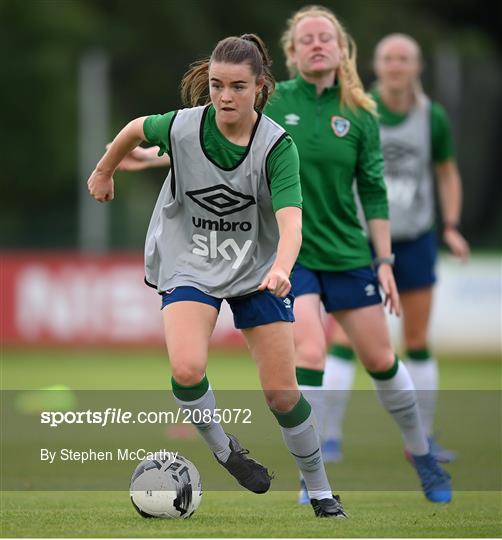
[130,453,202,519]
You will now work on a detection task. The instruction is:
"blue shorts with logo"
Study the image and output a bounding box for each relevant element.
[392,230,437,291]
[161,286,295,329]
[291,263,382,312]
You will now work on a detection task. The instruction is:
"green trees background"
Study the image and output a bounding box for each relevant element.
[1,0,500,249]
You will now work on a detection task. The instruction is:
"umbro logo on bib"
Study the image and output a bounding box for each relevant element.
[186,184,256,217]
[383,140,418,163]
[331,116,350,137]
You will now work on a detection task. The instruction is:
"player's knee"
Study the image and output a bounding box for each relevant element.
[405,335,428,350]
[295,342,326,370]
[361,350,395,373]
[171,363,206,387]
[264,389,299,413]
[404,323,429,350]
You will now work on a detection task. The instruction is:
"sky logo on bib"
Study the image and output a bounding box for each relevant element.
[331,116,350,137]
[186,184,256,217]
[192,233,252,270]
[284,113,300,126]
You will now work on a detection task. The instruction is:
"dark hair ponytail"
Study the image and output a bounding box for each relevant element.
[180,59,211,109]
[239,33,275,110]
[180,33,275,111]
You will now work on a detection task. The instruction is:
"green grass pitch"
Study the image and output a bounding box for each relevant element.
[1,348,501,538]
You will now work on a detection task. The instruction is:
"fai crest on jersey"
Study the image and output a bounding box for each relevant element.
[331,116,350,137]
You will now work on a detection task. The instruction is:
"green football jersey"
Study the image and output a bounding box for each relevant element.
[265,76,388,271]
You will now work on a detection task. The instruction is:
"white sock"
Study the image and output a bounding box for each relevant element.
[405,356,438,437]
[173,384,231,462]
[280,409,332,500]
[299,383,325,439]
[371,359,429,456]
[322,354,356,441]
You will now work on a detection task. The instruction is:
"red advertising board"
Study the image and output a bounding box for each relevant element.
[1,252,243,347]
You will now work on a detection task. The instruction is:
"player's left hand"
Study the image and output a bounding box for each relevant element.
[443,228,470,262]
[258,267,291,298]
[377,264,401,316]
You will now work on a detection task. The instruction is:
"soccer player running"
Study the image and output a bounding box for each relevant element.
[88,34,346,518]
[322,34,470,463]
[263,6,452,504]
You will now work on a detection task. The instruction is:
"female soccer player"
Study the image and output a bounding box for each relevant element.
[322,33,470,463]
[263,6,451,504]
[88,33,345,518]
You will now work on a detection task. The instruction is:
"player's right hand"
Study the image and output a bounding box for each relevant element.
[87,169,114,202]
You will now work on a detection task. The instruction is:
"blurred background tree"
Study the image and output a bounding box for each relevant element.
[1,0,500,249]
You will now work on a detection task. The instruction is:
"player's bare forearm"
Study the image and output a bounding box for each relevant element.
[436,160,462,227]
[273,206,302,275]
[88,117,147,202]
[96,117,148,174]
[117,146,171,171]
[258,206,301,297]
[143,148,171,168]
[367,219,392,258]
[436,161,470,259]
[435,160,470,259]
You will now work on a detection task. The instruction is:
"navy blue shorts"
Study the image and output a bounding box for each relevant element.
[392,230,437,291]
[291,263,382,313]
[161,286,295,329]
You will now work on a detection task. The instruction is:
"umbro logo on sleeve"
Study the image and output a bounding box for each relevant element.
[284,113,300,125]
